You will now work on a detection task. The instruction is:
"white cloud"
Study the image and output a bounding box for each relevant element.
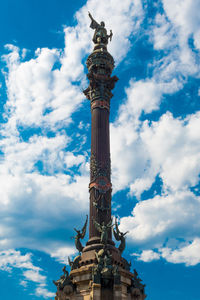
[64,152,85,168]
[120,190,200,244]
[0,249,35,271]
[141,112,200,192]
[0,170,90,252]
[162,0,200,50]
[136,249,160,262]
[0,249,54,298]
[111,119,147,192]
[23,269,46,283]
[152,13,175,50]
[151,0,200,81]
[124,79,163,118]
[2,0,144,132]
[130,177,154,199]
[0,0,144,255]
[139,0,200,125]
[1,0,200,272]
[3,46,83,130]
[0,133,70,176]
[50,246,76,264]
[160,238,200,266]
[119,78,181,120]
[136,239,200,266]
[20,280,28,287]
[112,109,200,265]
[36,286,55,299]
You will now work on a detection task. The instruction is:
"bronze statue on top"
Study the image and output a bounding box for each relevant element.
[88,12,113,45]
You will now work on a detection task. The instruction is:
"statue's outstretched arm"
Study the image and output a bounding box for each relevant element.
[88,11,94,21]
[88,11,99,29]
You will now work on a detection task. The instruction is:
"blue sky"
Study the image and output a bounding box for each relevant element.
[0,0,200,299]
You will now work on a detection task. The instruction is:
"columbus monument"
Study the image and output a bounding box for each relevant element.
[53,13,146,300]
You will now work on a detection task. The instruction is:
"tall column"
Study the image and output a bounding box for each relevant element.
[83,27,118,248]
[53,13,147,300]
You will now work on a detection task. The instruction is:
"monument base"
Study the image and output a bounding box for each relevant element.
[54,264,146,300]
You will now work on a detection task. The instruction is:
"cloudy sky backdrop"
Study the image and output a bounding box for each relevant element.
[0,0,200,299]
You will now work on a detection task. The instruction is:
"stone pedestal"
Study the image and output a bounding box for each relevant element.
[54,264,146,300]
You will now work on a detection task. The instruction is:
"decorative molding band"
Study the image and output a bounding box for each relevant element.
[89,176,112,193]
[91,100,110,111]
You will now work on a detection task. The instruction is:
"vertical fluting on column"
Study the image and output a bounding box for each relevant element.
[83,46,118,247]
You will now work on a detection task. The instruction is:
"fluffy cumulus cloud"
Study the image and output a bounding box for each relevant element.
[112,96,200,266]
[1,0,200,281]
[110,0,200,267]
[160,238,200,266]
[0,249,54,298]
[151,0,200,78]
[36,286,55,298]
[135,249,160,262]
[50,246,77,264]
[162,0,200,51]
[120,190,200,243]
[137,238,200,266]
[0,0,144,261]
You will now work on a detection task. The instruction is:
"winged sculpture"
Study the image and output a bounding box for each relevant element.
[93,218,113,245]
[68,255,81,270]
[113,217,128,254]
[53,266,70,289]
[73,215,88,253]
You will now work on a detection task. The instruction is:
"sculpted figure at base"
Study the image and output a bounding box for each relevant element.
[93,249,105,283]
[113,217,128,254]
[122,257,131,271]
[53,266,69,289]
[93,249,120,286]
[88,12,113,45]
[130,288,146,300]
[68,255,81,270]
[53,266,73,299]
[93,218,113,245]
[129,269,146,300]
[133,269,146,291]
[73,215,88,253]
